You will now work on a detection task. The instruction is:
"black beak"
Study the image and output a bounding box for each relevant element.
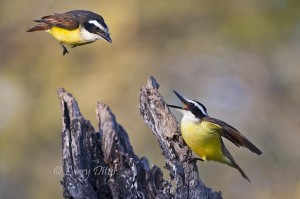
[166,104,183,109]
[166,90,189,110]
[99,32,112,43]
[172,90,189,105]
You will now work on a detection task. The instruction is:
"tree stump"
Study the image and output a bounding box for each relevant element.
[57,76,222,199]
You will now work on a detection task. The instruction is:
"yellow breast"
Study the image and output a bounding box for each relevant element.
[181,120,224,161]
[46,27,83,45]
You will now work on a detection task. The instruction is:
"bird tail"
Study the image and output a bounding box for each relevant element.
[231,161,250,182]
[27,20,49,32]
[221,140,251,182]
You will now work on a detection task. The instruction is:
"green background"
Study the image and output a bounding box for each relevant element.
[1,0,300,198]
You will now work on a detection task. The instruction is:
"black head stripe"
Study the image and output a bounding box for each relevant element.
[193,100,207,115]
[96,18,107,29]
[84,19,108,34]
[186,100,208,118]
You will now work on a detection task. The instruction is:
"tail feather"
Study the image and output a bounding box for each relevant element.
[27,20,50,32]
[221,140,251,182]
[33,19,46,23]
[27,24,49,32]
[232,161,250,182]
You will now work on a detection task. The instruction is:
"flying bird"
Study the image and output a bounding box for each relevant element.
[27,10,112,55]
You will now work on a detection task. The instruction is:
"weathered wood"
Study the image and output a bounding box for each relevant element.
[58,89,108,199]
[57,77,222,199]
[139,77,221,199]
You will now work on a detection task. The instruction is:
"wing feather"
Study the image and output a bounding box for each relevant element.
[36,13,79,30]
[203,117,262,155]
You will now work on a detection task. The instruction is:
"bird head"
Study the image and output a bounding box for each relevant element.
[83,19,112,43]
[167,90,208,121]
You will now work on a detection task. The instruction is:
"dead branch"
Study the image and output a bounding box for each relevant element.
[57,77,222,199]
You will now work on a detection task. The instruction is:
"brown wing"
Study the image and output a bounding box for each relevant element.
[203,117,262,155]
[35,13,80,30]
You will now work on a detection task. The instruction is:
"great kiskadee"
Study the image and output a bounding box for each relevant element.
[27,10,112,55]
[167,91,262,182]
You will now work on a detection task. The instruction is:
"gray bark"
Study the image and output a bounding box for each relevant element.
[57,76,222,199]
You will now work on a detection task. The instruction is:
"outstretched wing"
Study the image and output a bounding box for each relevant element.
[203,117,262,155]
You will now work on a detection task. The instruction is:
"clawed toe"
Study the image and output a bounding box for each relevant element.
[186,157,203,163]
[60,43,69,56]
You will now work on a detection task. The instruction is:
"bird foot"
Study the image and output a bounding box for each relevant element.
[186,157,203,163]
[60,43,69,56]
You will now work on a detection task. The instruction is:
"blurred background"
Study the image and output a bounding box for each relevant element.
[0,0,300,198]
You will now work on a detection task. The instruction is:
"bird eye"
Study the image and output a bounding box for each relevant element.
[95,27,100,31]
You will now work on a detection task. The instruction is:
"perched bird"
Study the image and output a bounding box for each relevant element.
[167,91,262,181]
[27,10,112,55]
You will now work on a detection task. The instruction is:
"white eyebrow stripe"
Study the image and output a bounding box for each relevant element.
[186,99,208,116]
[88,20,108,32]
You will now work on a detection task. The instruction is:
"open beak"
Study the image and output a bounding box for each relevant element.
[167,90,189,110]
[99,32,112,43]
